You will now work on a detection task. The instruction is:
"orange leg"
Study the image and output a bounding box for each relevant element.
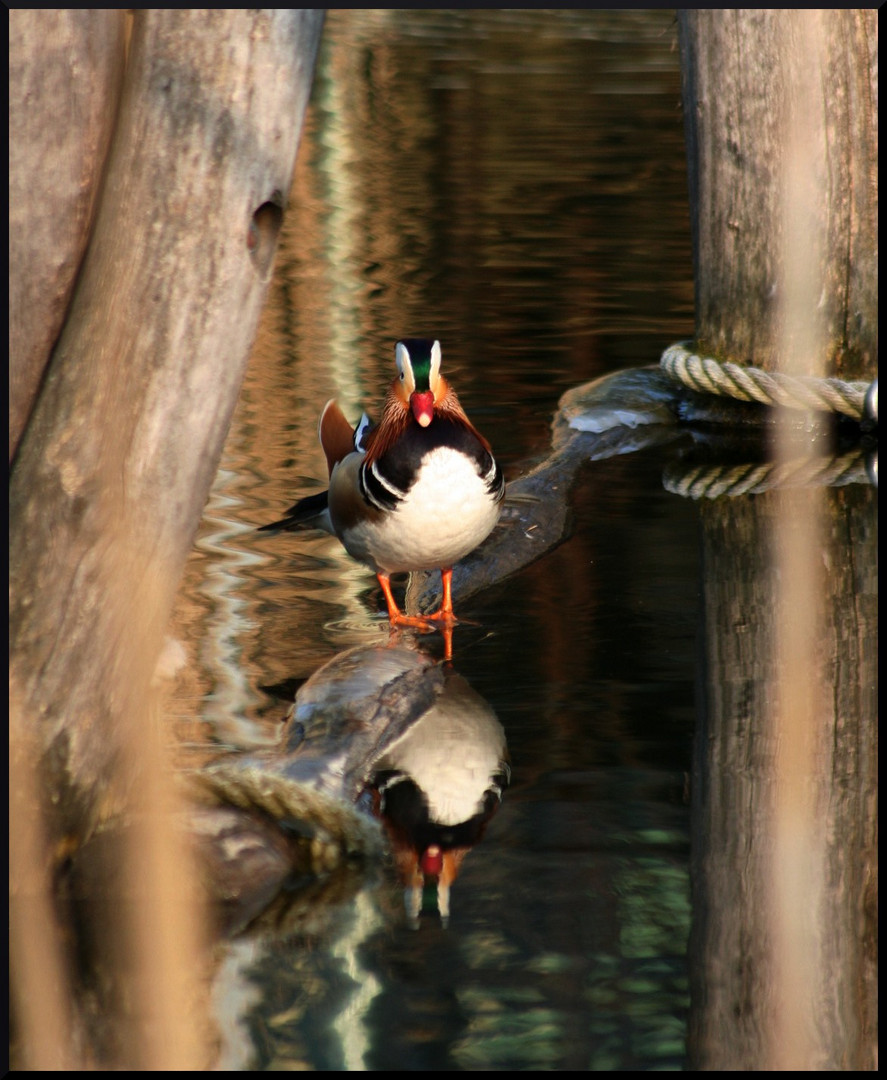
[377,570,458,625]
[377,572,436,628]
[426,568,457,625]
[376,571,456,661]
[377,572,405,623]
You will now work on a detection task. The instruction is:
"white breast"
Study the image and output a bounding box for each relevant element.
[344,446,500,574]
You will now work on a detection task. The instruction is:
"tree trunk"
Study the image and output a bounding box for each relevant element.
[9,6,324,842]
[10,10,325,1067]
[9,10,127,462]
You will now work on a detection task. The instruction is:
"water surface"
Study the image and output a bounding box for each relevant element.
[169,10,698,1070]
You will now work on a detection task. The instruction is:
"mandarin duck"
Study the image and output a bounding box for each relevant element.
[261,339,505,638]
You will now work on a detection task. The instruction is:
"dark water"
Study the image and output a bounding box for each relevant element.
[169,10,700,1070]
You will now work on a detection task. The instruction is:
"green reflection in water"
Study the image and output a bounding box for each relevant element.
[453,986,564,1069]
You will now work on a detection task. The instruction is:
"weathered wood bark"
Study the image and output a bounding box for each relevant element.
[9,10,127,463]
[9,10,325,1068]
[679,10,877,378]
[9,6,324,842]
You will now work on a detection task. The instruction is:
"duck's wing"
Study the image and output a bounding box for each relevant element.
[319,399,364,476]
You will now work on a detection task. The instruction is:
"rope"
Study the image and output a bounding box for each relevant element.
[663,450,872,500]
[660,342,875,422]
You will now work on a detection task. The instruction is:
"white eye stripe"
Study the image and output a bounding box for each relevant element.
[430,340,442,385]
[394,339,443,394]
[395,341,415,392]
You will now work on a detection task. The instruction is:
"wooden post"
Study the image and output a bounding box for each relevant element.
[679,10,877,378]
[678,11,877,1070]
[689,486,878,1071]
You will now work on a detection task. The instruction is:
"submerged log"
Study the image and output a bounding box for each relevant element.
[186,645,443,934]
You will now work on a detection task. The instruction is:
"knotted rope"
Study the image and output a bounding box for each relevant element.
[660,342,876,422]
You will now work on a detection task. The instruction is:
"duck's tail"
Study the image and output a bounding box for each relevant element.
[258,489,332,534]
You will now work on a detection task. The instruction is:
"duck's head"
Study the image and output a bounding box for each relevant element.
[395,338,443,428]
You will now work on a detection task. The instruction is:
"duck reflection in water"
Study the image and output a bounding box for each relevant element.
[362,647,510,928]
[201,640,510,935]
